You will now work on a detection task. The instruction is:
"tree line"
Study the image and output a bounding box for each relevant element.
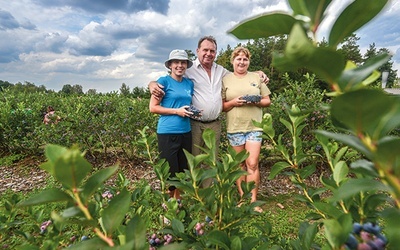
[215,34,398,92]
[0,80,150,98]
[1,34,398,95]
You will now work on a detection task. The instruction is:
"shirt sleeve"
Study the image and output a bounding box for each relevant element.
[221,77,227,99]
[260,81,271,97]
[157,76,168,88]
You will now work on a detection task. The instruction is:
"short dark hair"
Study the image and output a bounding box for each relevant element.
[197,36,217,49]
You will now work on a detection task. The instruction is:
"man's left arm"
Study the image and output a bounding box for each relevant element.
[255,71,269,84]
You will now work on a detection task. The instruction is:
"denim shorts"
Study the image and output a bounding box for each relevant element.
[227,131,263,146]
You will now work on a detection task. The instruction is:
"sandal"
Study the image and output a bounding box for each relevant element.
[254,206,264,213]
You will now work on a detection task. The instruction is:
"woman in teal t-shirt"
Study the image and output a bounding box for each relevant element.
[149,49,194,200]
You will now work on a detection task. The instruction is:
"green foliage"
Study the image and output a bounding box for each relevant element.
[230,0,399,249]
[2,0,400,249]
[4,130,283,249]
[119,83,131,96]
[257,104,393,249]
[266,73,332,156]
[338,34,363,65]
[13,144,154,249]
[0,90,157,157]
[328,0,387,48]
[0,80,14,91]
[330,89,400,140]
[60,84,84,95]
[156,129,277,249]
[228,12,296,39]
[364,44,398,88]
[222,1,397,94]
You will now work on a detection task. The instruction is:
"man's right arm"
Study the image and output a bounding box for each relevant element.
[148,81,165,100]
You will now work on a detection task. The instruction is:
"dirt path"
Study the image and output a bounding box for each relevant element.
[0,154,323,196]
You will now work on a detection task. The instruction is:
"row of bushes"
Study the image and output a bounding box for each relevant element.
[0,74,332,163]
[0,91,156,158]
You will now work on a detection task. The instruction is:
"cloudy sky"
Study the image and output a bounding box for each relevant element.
[1,0,399,93]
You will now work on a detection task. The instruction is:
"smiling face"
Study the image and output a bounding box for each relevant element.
[168,59,188,80]
[196,39,217,69]
[232,51,250,75]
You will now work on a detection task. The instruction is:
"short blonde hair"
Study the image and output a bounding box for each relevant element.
[230,46,251,63]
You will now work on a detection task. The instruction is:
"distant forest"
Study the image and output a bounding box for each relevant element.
[1,34,398,95]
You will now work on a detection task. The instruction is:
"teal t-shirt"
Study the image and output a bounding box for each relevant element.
[156,75,194,134]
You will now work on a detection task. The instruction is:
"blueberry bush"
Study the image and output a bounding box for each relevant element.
[10,129,281,249]
[230,0,400,249]
[0,90,157,160]
[2,0,400,249]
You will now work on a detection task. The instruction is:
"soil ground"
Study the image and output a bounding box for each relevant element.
[0,152,326,198]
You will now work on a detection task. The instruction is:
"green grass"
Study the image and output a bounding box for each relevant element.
[0,154,25,166]
[262,194,310,239]
[240,193,324,247]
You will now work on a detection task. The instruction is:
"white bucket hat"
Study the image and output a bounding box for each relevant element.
[164,49,193,69]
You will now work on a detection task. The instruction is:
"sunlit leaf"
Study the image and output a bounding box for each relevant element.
[268,161,291,179]
[313,202,343,219]
[44,144,68,164]
[320,176,338,191]
[228,12,297,39]
[53,149,92,190]
[273,24,344,82]
[299,222,318,250]
[230,236,242,250]
[331,179,391,202]
[61,206,82,218]
[171,218,185,234]
[100,188,131,235]
[203,128,217,161]
[315,130,371,158]
[207,230,230,249]
[307,47,346,83]
[125,215,148,250]
[81,166,119,201]
[288,0,332,32]
[285,23,314,61]
[299,164,316,179]
[331,89,400,139]
[329,0,389,47]
[333,161,348,185]
[17,188,72,207]
[337,54,390,92]
[375,137,400,174]
[323,219,348,248]
[40,144,68,175]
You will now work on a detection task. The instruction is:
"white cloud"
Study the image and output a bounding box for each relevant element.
[0,0,399,92]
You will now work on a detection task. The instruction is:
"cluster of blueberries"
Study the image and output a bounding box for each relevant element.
[239,94,262,103]
[344,222,388,250]
[194,222,205,236]
[186,105,202,119]
[148,233,173,249]
[39,220,52,234]
[194,216,213,236]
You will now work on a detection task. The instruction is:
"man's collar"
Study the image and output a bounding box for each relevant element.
[193,58,215,69]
